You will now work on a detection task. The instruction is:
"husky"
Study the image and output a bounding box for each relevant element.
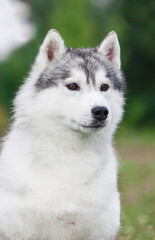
[0,29,126,240]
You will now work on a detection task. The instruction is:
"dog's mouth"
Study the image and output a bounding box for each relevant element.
[69,120,106,132]
[80,123,105,131]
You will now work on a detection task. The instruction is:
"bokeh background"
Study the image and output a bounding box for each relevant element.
[0,0,155,239]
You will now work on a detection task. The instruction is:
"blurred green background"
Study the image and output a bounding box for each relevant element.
[0,0,155,239]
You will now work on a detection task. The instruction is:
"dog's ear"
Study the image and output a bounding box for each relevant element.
[35,29,66,72]
[98,31,121,70]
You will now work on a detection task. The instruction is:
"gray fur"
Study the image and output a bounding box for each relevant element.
[35,47,126,92]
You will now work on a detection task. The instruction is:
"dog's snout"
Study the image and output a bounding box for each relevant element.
[91,106,109,121]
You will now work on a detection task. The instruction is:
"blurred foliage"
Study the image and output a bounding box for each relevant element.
[0,0,155,135]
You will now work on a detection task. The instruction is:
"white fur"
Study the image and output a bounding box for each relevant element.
[98,31,121,70]
[0,30,124,240]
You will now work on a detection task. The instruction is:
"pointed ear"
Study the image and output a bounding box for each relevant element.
[35,29,66,72]
[98,31,121,70]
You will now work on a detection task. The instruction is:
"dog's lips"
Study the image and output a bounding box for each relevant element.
[70,120,106,132]
[80,123,105,130]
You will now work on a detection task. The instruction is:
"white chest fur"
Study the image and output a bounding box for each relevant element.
[0,132,120,240]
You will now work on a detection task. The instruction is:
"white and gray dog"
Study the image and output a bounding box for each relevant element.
[0,29,126,240]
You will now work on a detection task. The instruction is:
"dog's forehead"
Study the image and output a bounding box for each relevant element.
[67,67,109,86]
[95,70,110,85]
[68,49,103,73]
[69,69,86,83]
[65,50,108,85]
[35,48,125,92]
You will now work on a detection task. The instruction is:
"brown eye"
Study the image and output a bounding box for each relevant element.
[100,84,109,92]
[66,83,80,91]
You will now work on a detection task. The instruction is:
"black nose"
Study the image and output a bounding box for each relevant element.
[91,106,109,121]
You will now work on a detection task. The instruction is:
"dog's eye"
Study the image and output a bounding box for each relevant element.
[100,84,109,92]
[66,83,80,91]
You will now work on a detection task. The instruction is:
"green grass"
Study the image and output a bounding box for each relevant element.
[115,126,155,146]
[116,130,155,240]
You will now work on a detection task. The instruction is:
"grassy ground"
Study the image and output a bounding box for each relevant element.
[116,129,155,240]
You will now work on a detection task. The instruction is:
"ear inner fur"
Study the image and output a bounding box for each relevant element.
[107,46,114,62]
[47,41,58,61]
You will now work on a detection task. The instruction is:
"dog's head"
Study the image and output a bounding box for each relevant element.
[16,29,126,135]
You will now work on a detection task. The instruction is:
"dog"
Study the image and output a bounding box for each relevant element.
[0,29,126,240]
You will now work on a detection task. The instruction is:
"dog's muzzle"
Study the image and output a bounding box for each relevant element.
[80,106,109,131]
